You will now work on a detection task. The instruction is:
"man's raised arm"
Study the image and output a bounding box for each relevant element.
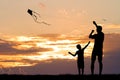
[93,21,99,28]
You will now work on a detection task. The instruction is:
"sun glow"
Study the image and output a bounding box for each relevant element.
[10,36,33,42]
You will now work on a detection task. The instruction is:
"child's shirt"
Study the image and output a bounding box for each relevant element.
[76,49,84,63]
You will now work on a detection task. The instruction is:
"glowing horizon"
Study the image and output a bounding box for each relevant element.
[0,34,94,68]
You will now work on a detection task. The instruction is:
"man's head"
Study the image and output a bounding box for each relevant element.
[97,26,102,33]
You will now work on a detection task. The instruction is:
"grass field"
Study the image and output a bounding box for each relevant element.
[0,74,120,80]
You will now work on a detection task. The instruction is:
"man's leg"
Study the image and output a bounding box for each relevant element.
[91,54,96,75]
[82,68,84,75]
[98,54,103,75]
[78,67,81,75]
[78,63,81,75]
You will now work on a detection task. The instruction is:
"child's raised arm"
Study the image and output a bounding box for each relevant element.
[83,41,90,50]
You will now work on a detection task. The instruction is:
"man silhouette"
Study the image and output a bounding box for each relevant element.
[89,21,104,75]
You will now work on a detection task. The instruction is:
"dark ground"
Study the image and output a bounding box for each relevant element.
[0,74,120,80]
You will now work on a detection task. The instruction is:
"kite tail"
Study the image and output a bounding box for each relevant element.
[35,20,50,26]
[41,21,51,26]
[33,11,41,18]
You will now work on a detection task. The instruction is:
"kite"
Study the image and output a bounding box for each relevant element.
[27,9,50,25]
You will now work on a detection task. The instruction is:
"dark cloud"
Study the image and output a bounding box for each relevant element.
[0,39,53,55]
[38,34,61,37]
[0,40,17,53]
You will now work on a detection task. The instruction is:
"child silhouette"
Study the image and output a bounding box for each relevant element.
[68,41,90,75]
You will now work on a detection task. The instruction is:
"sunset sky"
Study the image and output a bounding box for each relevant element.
[0,0,120,75]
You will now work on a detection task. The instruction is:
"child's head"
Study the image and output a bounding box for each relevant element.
[76,44,81,50]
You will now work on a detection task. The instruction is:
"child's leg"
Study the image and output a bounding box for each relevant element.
[78,64,81,75]
[82,68,84,75]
